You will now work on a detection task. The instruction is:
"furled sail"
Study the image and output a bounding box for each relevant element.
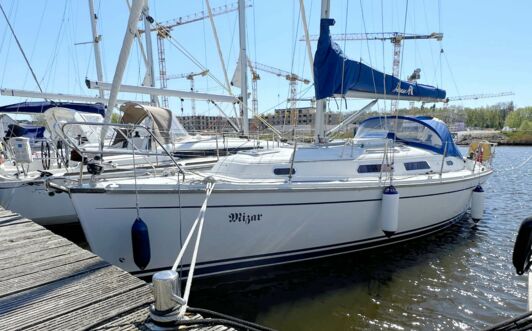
[314,18,446,102]
[0,101,105,116]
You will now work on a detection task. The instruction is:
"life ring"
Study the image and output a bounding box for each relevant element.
[468,140,491,163]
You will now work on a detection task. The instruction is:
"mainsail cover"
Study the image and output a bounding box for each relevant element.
[0,101,105,116]
[314,18,446,101]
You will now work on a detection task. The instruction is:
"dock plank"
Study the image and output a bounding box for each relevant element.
[1,274,146,330]
[0,207,253,331]
[0,256,108,297]
[0,243,84,270]
[24,285,153,331]
[0,249,96,280]
[0,237,72,260]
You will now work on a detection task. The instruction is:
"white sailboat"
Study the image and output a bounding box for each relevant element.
[63,0,493,277]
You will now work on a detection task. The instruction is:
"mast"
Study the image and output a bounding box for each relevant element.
[88,0,105,99]
[238,0,249,136]
[143,4,158,106]
[299,0,314,78]
[101,0,146,144]
[314,0,330,143]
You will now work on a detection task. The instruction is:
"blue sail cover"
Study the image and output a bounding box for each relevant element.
[0,101,105,116]
[4,124,45,141]
[314,18,446,101]
[357,115,462,158]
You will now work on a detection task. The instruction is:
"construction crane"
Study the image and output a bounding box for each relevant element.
[163,70,209,115]
[249,61,311,126]
[246,59,260,118]
[143,1,251,108]
[446,92,514,102]
[302,32,443,112]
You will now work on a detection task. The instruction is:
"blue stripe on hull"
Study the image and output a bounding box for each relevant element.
[132,212,467,278]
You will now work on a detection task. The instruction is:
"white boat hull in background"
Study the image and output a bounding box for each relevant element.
[71,172,490,277]
[0,181,76,225]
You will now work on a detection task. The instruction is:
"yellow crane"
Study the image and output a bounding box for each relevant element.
[163,70,209,115]
[248,61,310,126]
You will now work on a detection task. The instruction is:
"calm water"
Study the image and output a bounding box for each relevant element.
[189,146,532,330]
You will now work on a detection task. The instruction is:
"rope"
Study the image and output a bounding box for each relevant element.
[131,131,140,218]
[169,181,216,318]
[498,154,532,172]
[0,2,45,95]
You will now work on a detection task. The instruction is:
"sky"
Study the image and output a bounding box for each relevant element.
[0,0,530,117]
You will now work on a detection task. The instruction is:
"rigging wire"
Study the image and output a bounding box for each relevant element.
[67,1,85,95]
[380,0,385,113]
[443,51,461,97]
[41,0,69,91]
[390,0,410,186]
[421,0,437,85]
[22,0,48,89]
[359,0,382,112]
[201,0,209,115]
[339,0,349,110]
[0,1,45,95]
[0,1,18,88]
[438,0,443,89]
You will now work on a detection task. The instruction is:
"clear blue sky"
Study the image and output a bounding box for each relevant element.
[0,0,530,116]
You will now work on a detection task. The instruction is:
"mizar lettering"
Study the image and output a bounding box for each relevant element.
[228,212,263,224]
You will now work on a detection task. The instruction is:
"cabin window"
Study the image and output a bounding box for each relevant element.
[446,160,454,166]
[357,164,382,173]
[404,161,431,171]
[273,168,296,175]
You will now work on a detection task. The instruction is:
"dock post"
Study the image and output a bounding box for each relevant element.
[149,270,186,326]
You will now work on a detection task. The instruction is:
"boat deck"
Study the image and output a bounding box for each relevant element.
[0,207,243,330]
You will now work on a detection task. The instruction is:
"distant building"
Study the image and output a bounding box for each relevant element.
[261,107,342,127]
[177,115,236,133]
[449,122,466,132]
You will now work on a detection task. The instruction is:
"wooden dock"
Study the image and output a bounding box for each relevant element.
[0,208,251,331]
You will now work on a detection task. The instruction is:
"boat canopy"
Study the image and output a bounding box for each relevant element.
[112,102,188,146]
[314,19,446,102]
[43,107,104,145]
[355,116,462,158]
[0,101,105,116]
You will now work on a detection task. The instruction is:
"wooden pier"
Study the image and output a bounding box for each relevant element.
[0,208,248,331]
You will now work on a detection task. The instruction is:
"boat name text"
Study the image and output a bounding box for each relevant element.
[229,212,263,224]
[392,85,414,95]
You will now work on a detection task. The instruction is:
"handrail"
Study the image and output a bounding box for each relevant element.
[60,121,185,177]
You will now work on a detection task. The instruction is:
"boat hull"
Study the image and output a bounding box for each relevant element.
[0,180,77,225]
[71,173,490,277]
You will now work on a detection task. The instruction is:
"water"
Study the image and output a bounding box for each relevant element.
[190,146,532,330]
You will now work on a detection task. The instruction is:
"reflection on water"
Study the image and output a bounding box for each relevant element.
[190,146,531,330]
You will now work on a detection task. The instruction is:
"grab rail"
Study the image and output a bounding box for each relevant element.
[60,121,185,178]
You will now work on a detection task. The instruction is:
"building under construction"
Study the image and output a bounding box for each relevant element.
[262,107,342,127]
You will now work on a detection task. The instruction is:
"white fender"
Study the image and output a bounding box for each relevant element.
[471,185,485,222]
[381,185,399,237]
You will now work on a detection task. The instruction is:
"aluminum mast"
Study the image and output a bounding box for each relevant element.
[314,0,330,143]
[238,0,249,136]
[88,0,105,99]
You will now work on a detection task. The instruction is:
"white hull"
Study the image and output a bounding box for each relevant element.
[71,172,490,277]
[0,156,217,226]
[0,181,76,225]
